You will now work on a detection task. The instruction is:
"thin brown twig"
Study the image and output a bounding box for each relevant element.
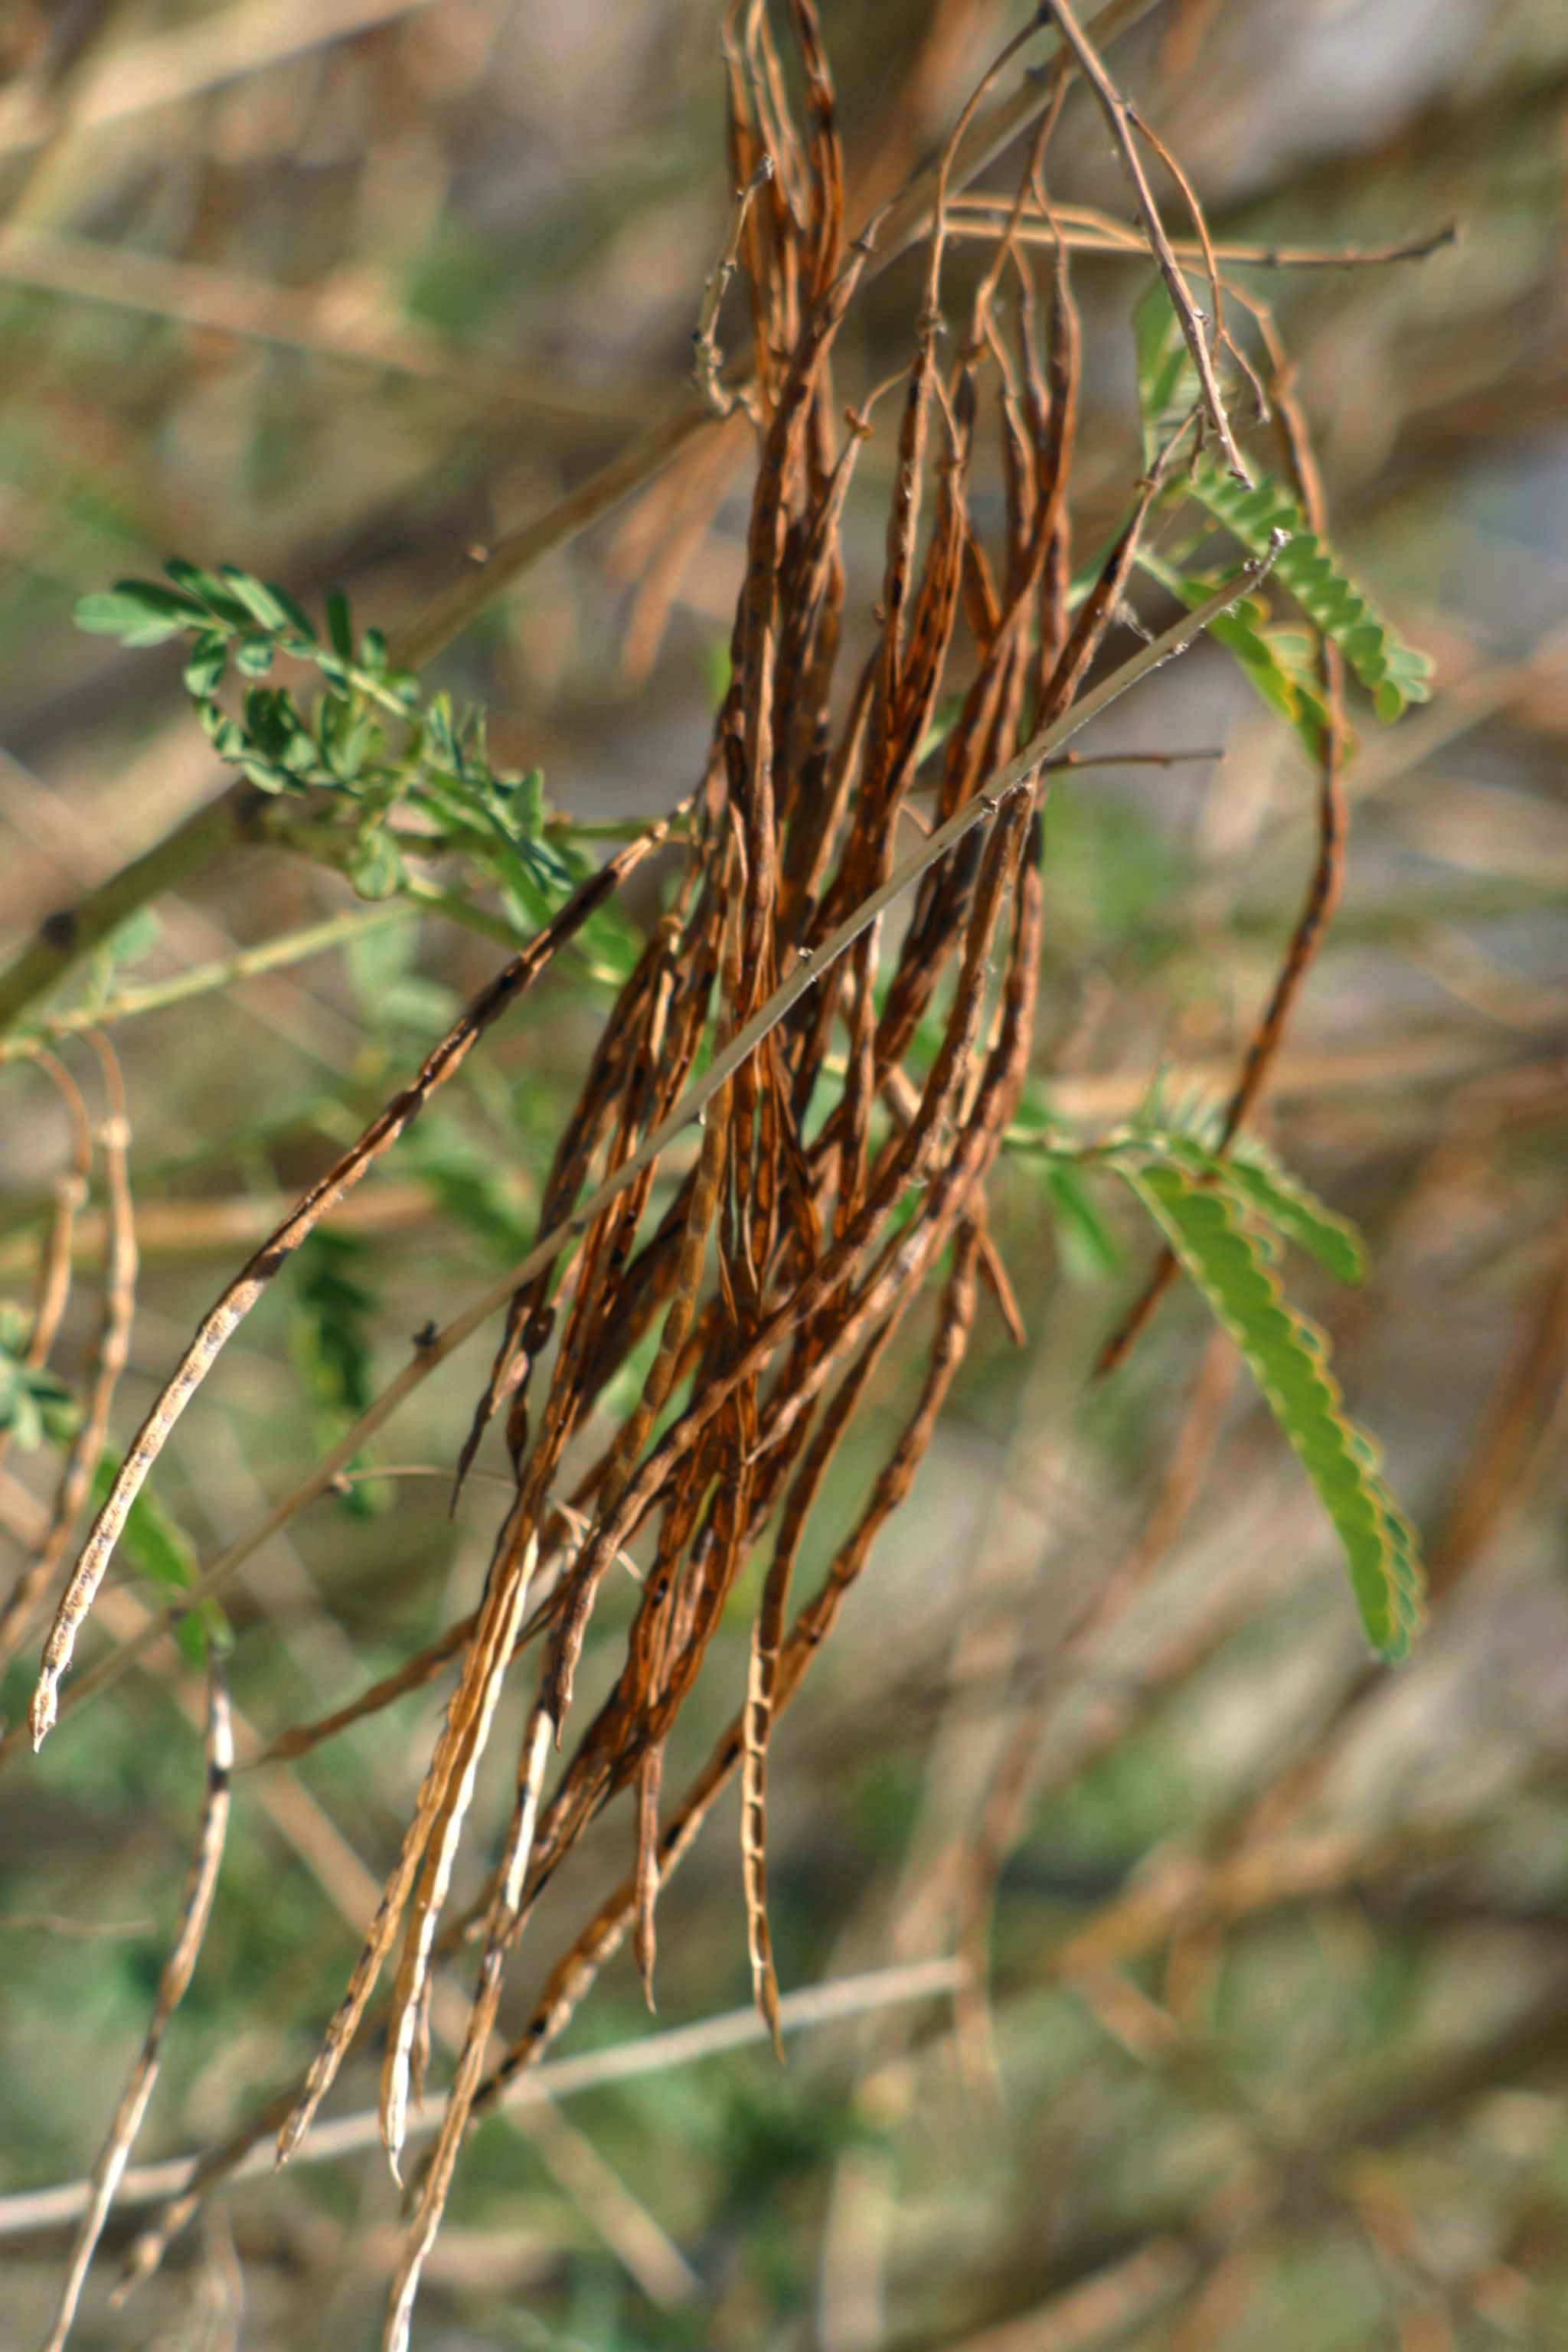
[1038,0,1250,481]
[0,1959,963,2242]
[945,198,1460,270]
[694,158,776,413]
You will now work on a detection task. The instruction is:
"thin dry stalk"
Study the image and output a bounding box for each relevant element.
[38,1672,232,2352]
[0,1960,965,2243]
[946,195,1459,271]
[381,1704,554,2352]
[1040,0,1248,478]
[276,1531,540,2165]
[377,1531,542,2175]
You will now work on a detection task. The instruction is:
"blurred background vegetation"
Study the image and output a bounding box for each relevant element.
[2,1,1566,2346]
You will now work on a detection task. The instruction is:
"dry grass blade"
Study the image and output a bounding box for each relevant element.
[381,1704,554,2352]
[277,1533,541,2164]
[378,1530,542,2177]
[37,1671,232,2352]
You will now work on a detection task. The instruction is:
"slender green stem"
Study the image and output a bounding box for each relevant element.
[0,903,420,1060]
[257,811,524,946]
[547,813,692,843]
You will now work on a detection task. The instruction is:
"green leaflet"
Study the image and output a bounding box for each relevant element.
[1134,286,1433,719]
[75,583,204,646]
[1115,1155,1423,1660]
[75,562,418,802]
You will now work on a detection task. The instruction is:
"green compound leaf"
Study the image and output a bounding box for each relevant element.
[1116,1155,1423,1660]
[1138,1132,1366,1285]
[347,828,407,901]
[1135,286,1433,718]
[233,633,276,679]
[1222,1150,1366,1286]
[182,630,228,699]
[1191,466,1434,717]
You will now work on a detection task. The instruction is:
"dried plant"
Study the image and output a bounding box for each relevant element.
[0,4,1459,2341]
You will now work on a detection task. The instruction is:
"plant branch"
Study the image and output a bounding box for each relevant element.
[946,197,1459,270]
[19,550,1276,1757]
[0,227,645,423]
[0,1958,962,2240]
[0,793,265,1040]
[0,903,420,1061]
